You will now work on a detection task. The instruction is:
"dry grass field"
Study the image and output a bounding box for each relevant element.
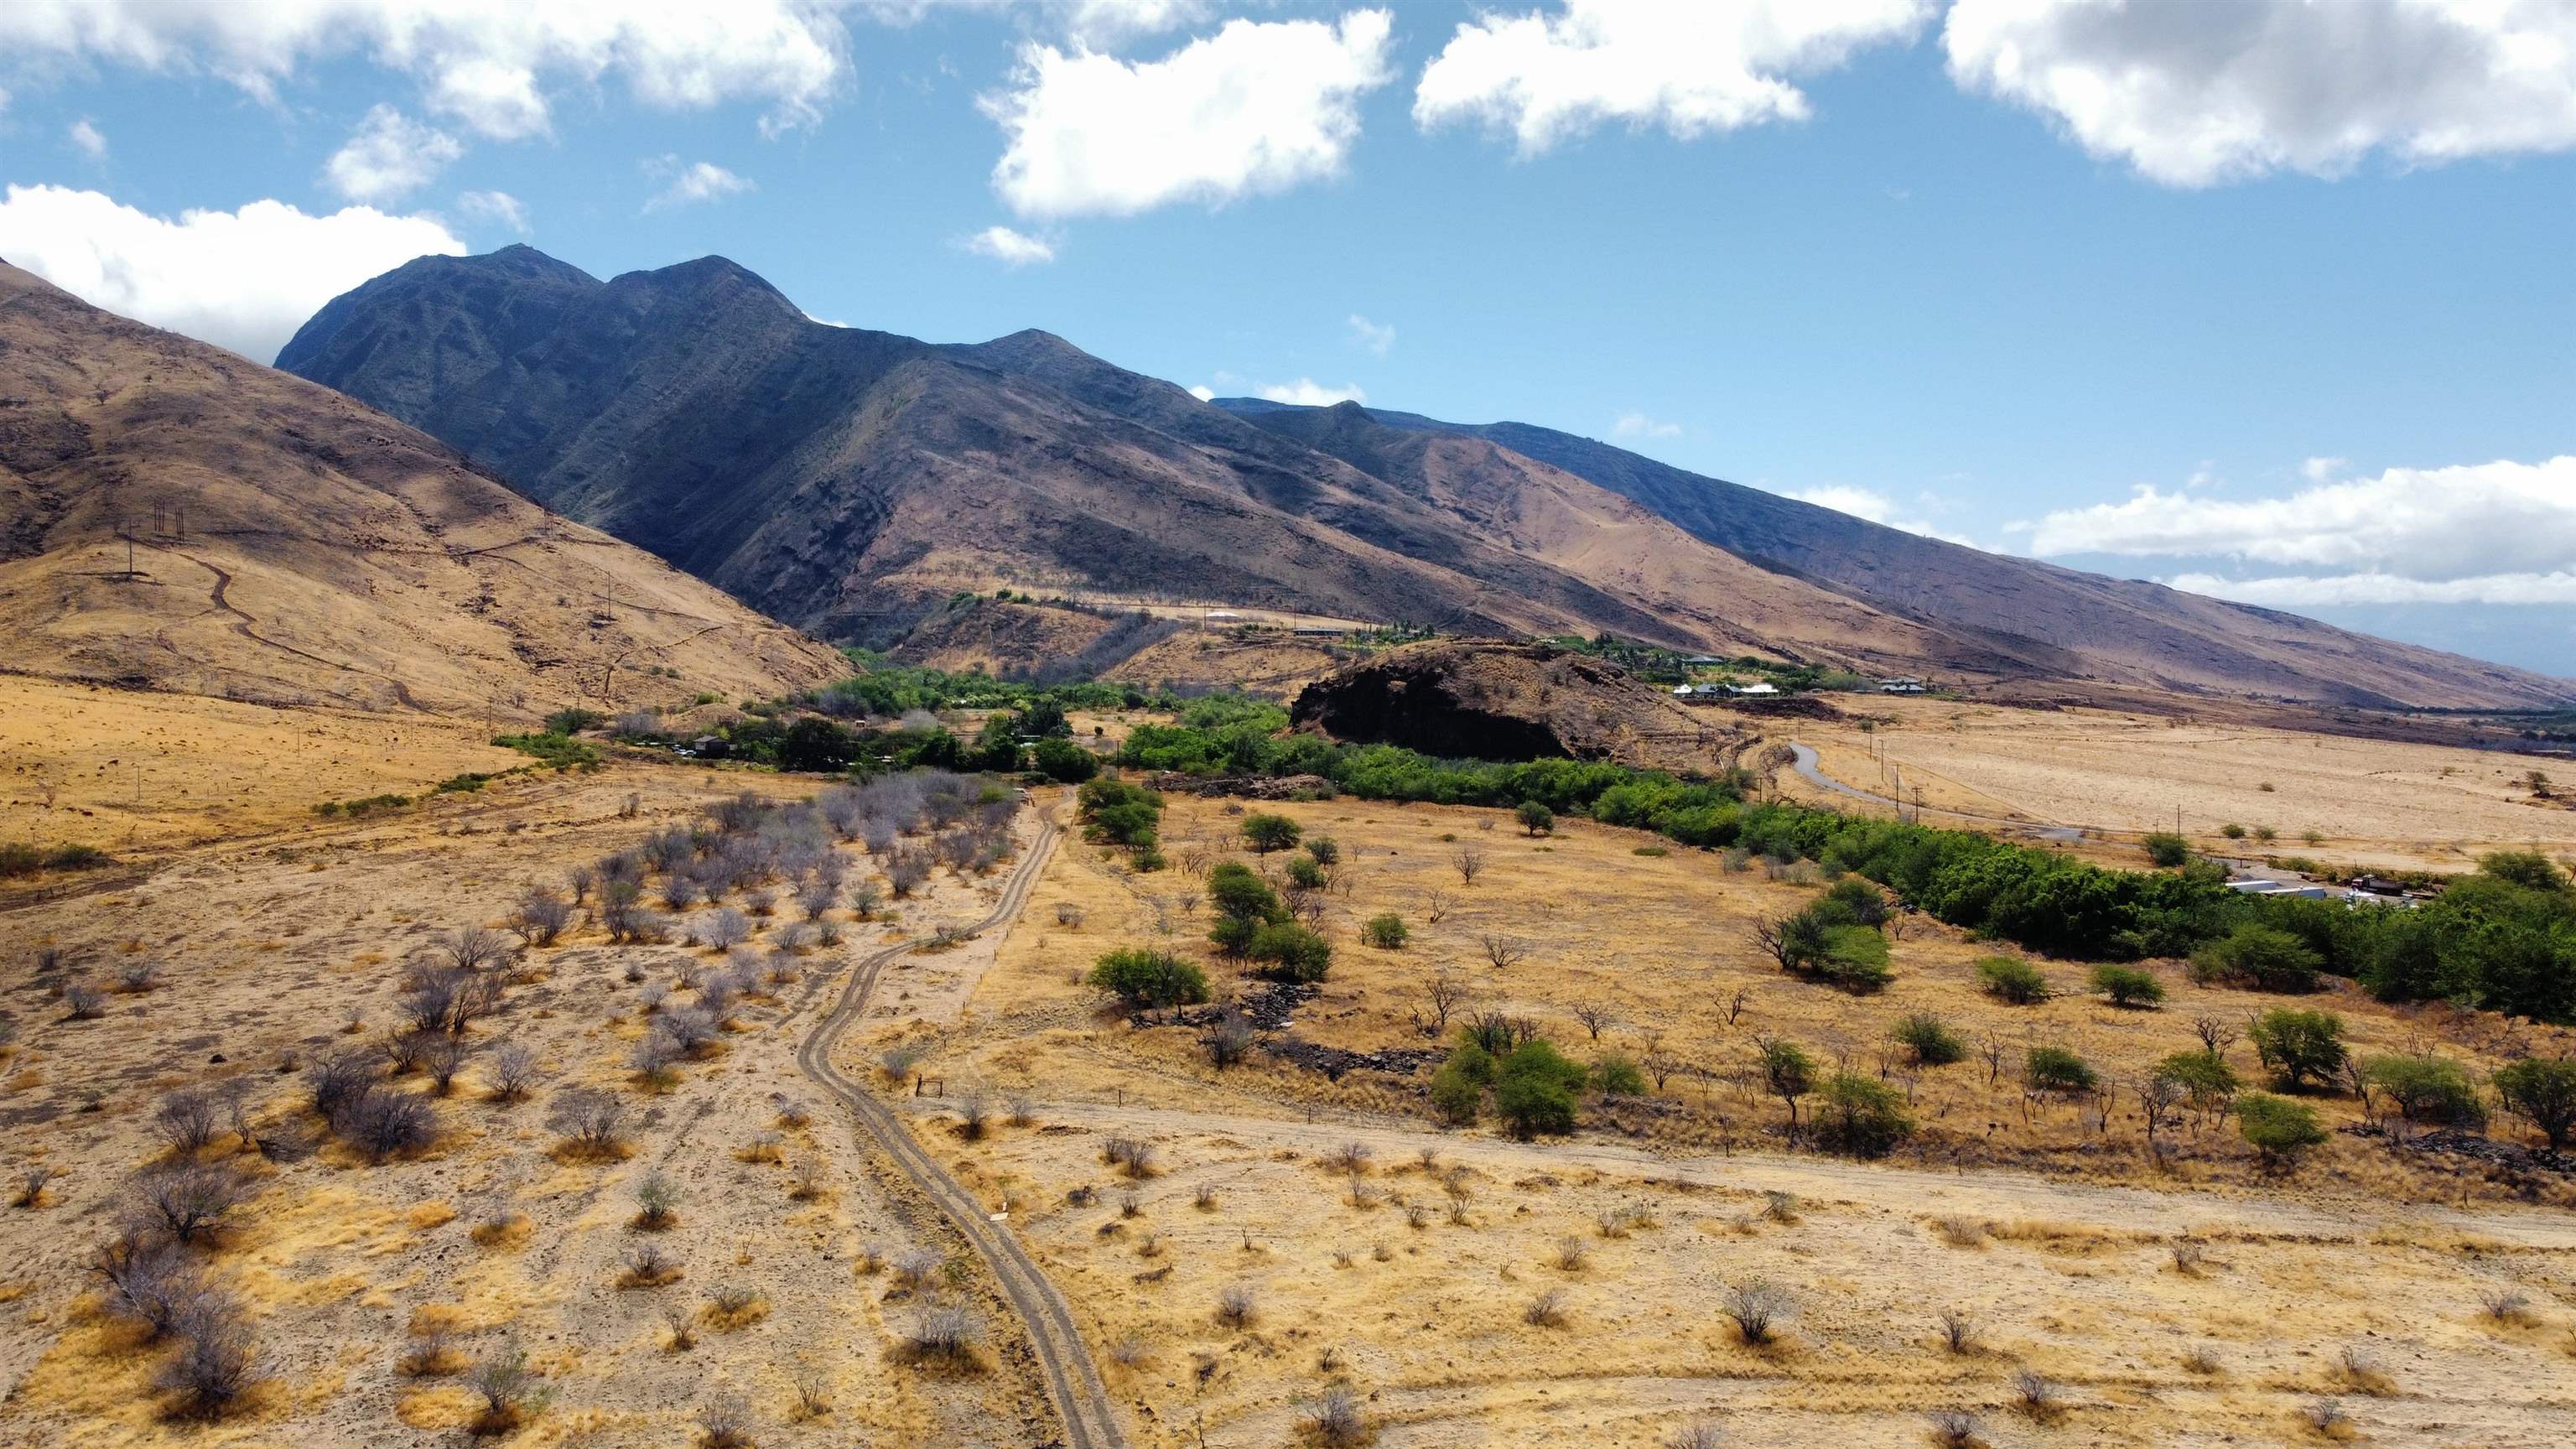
[1774,698,2576,873]
[10,695,2576,1449]
[880,791,2576,1448]
[0,754,1061,1449]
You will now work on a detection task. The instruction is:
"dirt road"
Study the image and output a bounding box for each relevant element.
[916,1093,2576,1252]
[797,807,1130,1449]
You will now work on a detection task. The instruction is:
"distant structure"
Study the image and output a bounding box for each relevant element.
[1727,682,1779,697]
[1878,675,1928,693]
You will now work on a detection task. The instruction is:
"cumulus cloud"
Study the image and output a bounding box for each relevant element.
[1783,482,1976,546]
[2027,456,2576,581]
[324,104,462,202]
[68,119,109,158]
[455,188,528,234]
[865,0,1214,50]
[1347,313,1395,355]
[1613,410,1680,439]
[642,157,755,211]
[0,0,848,140]
[1415,0,1933,153]
[1187,383,1218,401]
[1257,378,1367,406]
[0,183,465,361]
[958,223,1057,265]
[985,9,1396,218]
[1944,0,2576,187]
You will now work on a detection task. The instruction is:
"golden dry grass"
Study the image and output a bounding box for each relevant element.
[1778,697,2576,874]
[883,788,2576,1448]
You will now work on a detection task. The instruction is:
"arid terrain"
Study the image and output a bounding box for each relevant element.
[1773,697,2576,873]
[6,689,2576,1449]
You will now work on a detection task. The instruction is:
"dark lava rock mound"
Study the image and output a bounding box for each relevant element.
[1290,641,1678,761]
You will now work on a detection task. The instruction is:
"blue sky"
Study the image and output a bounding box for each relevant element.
[3,1,2573,675]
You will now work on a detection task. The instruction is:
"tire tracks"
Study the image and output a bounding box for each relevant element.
[797,808,1127,1449]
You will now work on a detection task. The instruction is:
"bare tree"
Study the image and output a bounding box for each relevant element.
[1450,845,1487,886]
[1725,988,1752,1026]
[158,1295,260,1419]
[1479,934,1529,970]
[1423,889,1453,925]
[487,1042,539,1103]
[2192,1015,2238,1057]
[154,1088,224,1154]
[1571,1003,1615,1041]
[506,887,573,948]
[433,925,514,974]
[133,1162,251,1244]
[1751,916,1794,971]
[2137,1075,2185,1159]
[1412,972,1469,1038]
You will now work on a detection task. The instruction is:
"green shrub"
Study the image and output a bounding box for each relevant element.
[1086,948,1210,1010]
[1240,813,1301,853]
[2249,1008,2346,1090]
[2024,1045,2097,1094]
[1245,922,1331,983]
[2190,923,2322,993]
[2236,1092,2327,1166]
[1632,844,1668,857]
[1818,877,1892,928]
[1076,777,1164,851]
[2493,1057,2576,1149]
[1031,738,1099,783]
[2154,1050,2241,1111]
[2360,1055,2485,1129]
[492,732,600,771]
[1976,957,2050,1005]
[1430,1052,1487,1124]
[1303,836,1340,866]
[0,842,114,878]
[1494,1041,1585,1138]
[2478,849,2568,893]
[434,772,491,794]
[1516,801,1555,836]
[1285,854,1327,891]
[1361,913,1408,949]
[1812,1072,1914,1157]
[2220,823,2246,840]
[2142,832,2190,867]
[2090,963,2167,1008]
[543,706,606,735]
[1590,1052,1647,1096]
[1890,1014,1966,1067]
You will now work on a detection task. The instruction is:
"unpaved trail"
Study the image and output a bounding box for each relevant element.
[917,1094,2576,1252]
[797,808,1130,1449]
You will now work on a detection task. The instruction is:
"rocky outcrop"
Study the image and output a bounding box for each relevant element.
[1289,641,1679,761]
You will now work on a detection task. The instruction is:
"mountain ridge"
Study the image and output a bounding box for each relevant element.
[272,246,2573,709]
[0,258,849,715]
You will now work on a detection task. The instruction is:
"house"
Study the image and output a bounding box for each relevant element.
[1878,675,1928,693]
[1727,683,1779,697]
[2226,879,2328,900]
[1677,655,1727,667]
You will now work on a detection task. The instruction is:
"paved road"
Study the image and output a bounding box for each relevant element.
[1785,741,2086,843]
[797,809,1128,1449]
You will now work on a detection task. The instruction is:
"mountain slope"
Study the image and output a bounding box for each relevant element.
[0,258,847,715]
[274,246,2571,709]
[1225,398,2575,709]
[279,249,1919,657]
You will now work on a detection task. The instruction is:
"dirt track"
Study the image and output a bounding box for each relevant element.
[797,807,1130,1449]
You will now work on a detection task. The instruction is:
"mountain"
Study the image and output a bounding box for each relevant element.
[1224,399,2576,710]
[0,258,848,716]
[275,247,2573,709]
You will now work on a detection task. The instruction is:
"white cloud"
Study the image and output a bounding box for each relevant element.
[1347,312,1395,355]
[985,9,1397,218]
[324,104,462,202]
[1188,383,1218,401]
[642,157,755,211]
[1257,378,1368,406]
[865,0,1214,50]
[68,118,109,158]
[1783,482,1976,546]
[2168,571,2576,608]
[1613,410,1680,439]
[2299,455,2347,484]
[0,1,848,140]
[455,188,528,234]
[1944,0,2576,187]
[959,224,1057,266]
[1414,0,1933,154]
[2028,456,2576,583]
[0,183,465,361]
